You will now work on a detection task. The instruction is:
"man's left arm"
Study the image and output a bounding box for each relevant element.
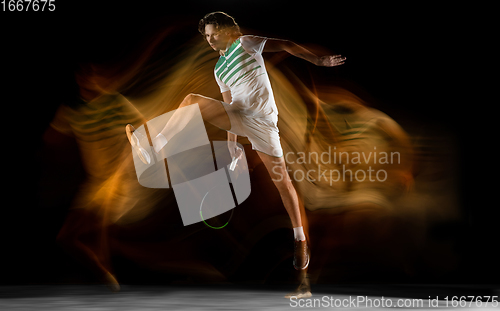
[263,38,346,67]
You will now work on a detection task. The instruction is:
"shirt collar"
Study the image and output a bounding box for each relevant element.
[220,37,240,57]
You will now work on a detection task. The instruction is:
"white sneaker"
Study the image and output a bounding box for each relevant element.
[125,124,151,164]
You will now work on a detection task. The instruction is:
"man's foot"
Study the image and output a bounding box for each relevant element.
[293,240,310,270]
[284,272,311,299]
[126,124,151,164]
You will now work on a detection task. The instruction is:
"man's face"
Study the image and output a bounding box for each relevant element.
[205,24,231,52]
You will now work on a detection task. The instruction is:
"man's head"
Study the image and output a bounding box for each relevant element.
[198,12,242,52]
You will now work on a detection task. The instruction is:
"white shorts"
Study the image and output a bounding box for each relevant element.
[221,101,283,157]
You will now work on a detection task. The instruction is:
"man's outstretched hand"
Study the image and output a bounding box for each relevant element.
[316,55,346,67]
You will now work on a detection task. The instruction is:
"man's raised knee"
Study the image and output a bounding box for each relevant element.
[181,93,201,107]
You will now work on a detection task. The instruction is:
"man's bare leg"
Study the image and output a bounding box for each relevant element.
[256,152,310,267]
[256,152,303,227]
[256,151,311,297]
[151,93,231,152]
[127,93,230,162]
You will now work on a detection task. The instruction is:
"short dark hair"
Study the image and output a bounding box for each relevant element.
[198,12,242,38]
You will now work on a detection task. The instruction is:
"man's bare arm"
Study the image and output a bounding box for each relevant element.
[263,38,345,67]
[222,90,241,157]
[222,91,235,142]
[222,90,232,105]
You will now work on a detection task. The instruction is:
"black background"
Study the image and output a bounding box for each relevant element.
[1,1,495,287]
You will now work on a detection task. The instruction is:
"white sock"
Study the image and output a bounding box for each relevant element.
[153,133,168,153]
[293,226,306,241]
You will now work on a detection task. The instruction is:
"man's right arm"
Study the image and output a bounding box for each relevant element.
[222,91,232,104]
[222,91,237,144]
[222,90,236,144]
[222,91,242,160]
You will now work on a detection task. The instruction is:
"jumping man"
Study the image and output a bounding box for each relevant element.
[126,11,345,285]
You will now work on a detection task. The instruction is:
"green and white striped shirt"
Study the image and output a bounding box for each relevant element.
[214,35,278,117]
